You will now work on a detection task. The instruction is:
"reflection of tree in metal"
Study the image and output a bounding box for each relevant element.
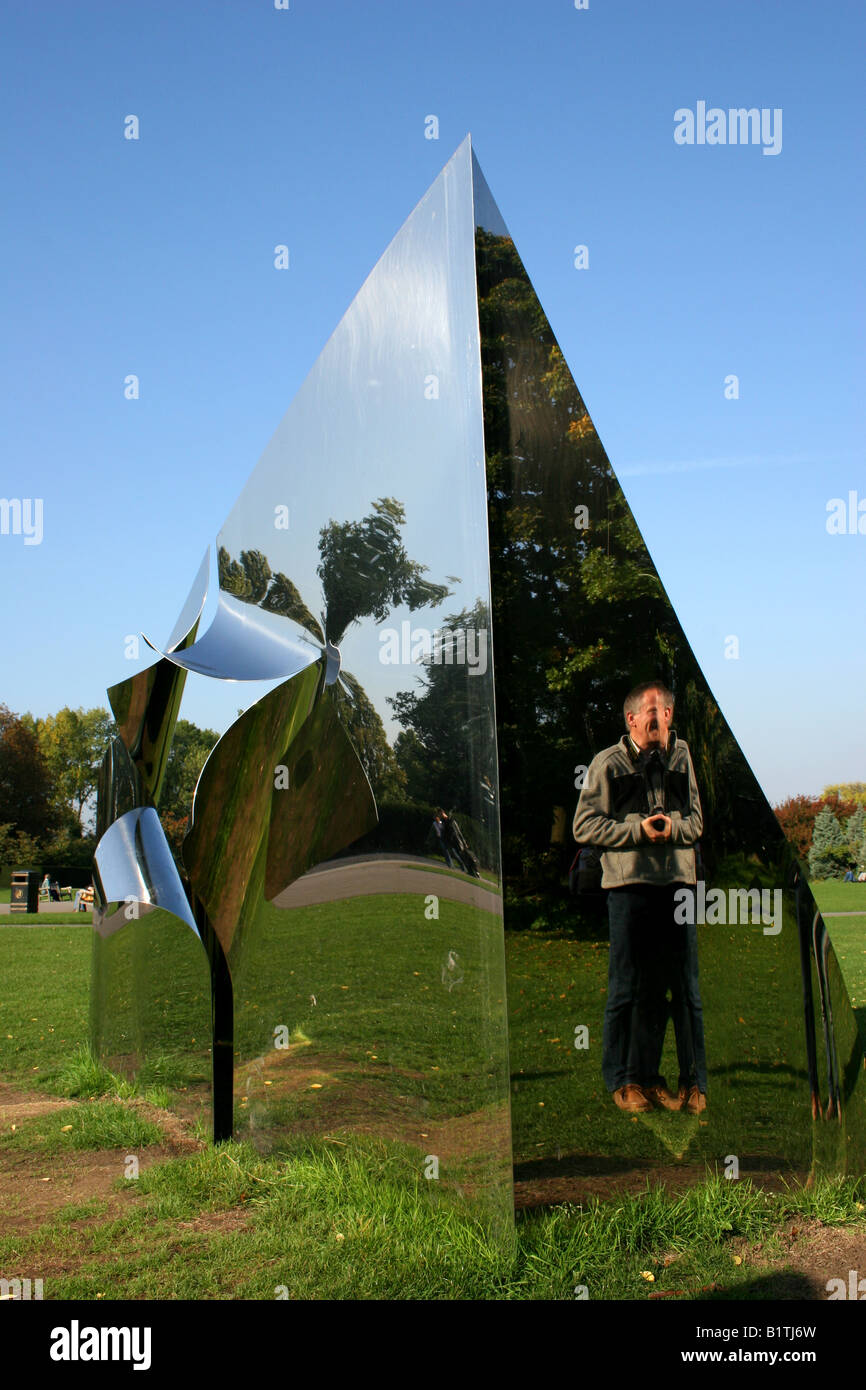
[93,496,453,1142]
[470,200,865,1182]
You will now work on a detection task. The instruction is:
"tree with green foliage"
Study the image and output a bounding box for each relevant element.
[823,782,866,808]
[333,672,406,802]
[159,718,220,822]
[846,806,866,870]
[474,227,783,882]
[389,600,495,817]
[0,821,43,868]
[808,808,849,880]
[317,497,452,645]
[23,706,113,832]
[0,704,58,843]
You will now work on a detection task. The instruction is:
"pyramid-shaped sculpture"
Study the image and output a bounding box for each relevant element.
[92,137,864,1231]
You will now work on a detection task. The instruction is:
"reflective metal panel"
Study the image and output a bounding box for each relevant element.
[93,806,197,937]
[470,149,862,1199]
[89,905,214,1133]
[91,135,513,1230]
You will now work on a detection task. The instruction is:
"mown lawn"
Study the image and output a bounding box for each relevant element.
[2,921,866,1300]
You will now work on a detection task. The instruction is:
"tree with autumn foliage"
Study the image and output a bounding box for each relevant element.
[0,704,58,843]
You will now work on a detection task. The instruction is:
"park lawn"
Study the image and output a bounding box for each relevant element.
[0,912,90,925]
[1,1102,865,1300]
[0,926,92,1083]
[232,894,508,1119]
[823,915,866,1014]
[0,903,819,1179]
[810,881,866,915]
[3,923,866,1299]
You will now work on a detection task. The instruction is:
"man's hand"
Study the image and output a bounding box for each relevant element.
[641,814,672,843]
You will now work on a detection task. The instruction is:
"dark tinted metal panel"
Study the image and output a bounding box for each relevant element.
[470,148,861,1197]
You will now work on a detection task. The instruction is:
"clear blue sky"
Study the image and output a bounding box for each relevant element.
[1,0,863,804]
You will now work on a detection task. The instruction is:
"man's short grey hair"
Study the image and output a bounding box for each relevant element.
[623,680,674,728]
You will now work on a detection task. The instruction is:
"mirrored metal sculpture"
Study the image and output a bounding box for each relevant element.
[92,135,512,1229]
[92,136,863,1238]
[468,152,865,1199]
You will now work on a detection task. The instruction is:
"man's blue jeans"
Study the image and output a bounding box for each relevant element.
[603,884,707,1094]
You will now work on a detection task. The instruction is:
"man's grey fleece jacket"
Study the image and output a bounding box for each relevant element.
[573,732,703,889]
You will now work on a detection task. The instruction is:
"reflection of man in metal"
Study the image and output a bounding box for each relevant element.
[573,682,707,1115]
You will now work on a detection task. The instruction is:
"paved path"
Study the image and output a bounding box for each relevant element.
[272,854,502,913]
[0,900,90,916]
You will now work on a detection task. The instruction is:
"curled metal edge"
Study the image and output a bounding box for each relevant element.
[93,806,197,939]
[166,547,210,654]
[144,587,326,683]
[107,548,211,807]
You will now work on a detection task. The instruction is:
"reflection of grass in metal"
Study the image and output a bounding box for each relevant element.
[811,882,866,915]
[822,915,866,1019]
[506,903,814,1174]
[635,1110,701,1160]
[403,860,499,888]
[232,894,510,1122]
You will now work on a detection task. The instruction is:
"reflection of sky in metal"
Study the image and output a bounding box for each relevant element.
[187,136,491,734]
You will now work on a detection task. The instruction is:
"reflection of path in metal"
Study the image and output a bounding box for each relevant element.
[272,855,502,912]
[633,1109,701,1160]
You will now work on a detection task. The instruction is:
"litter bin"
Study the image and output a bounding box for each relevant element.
[10,870,39,913]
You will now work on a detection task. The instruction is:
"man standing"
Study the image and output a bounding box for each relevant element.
[573,681,707,1114]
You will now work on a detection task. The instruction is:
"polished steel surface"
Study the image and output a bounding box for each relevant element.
[183,660,377,956]
[91,136,513,1222]
[93,806,197,938]
[90,135,862,1211]
[470,148,863,1189]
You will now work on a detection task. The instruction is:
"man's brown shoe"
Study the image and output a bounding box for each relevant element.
[613,1084,653,1113]
[644,1083,681,1111]
[681,1086,707,1115]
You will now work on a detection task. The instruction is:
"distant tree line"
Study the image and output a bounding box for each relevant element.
[0,703,219,869]
[774,785,866,879]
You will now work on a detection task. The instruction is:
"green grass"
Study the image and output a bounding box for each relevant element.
[824,917,866,1013]
[1,912,90,924]
[0,1099,165,1154]
[3,921,866,1298]
[2,1132,865,1299]
[403,859,500,887]
[0,926,92,1083]
[506,898,814,1171]
[811,881,866,914]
